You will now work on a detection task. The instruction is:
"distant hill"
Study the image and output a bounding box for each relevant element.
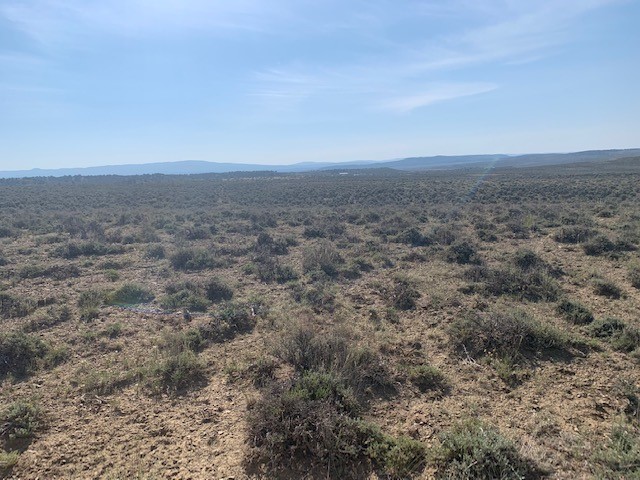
[1,149,639,178]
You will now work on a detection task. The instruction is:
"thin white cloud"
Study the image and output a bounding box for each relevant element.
[380,83,498,113]
[248,0,620,112]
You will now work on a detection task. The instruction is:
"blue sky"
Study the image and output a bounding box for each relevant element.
[1,0,639,169]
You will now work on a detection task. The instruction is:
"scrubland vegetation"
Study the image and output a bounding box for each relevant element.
[0,159,639,478]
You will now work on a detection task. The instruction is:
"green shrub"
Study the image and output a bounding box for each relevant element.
[159,328,206,355]
[584,235,636,256]
[1,401,42,441]
[593,279,622,299]
[291,283,336,312]
[159,291,209,312]
[106,284,154,305]
[0,293,36,319]
[431,420,541,480]
[143,350,206,394]
[278,327,393,396]
[145,244,165,259]
[0,450,19,470]
[396,228,431,247]
[0,332,50,377]
[77,289,105,309]
[198,302,258,343]
[446,241,481,265]
[554,226,595,244]
[630,266,640,289]
[450,309,570,362]
[589,318,640,352]
[24,306,73,332]
[204,277,233,303]
[302,242,344,277]
[76,368,137,396]
[408,365,449,394]
[593,423,640,478]
[247,371,424,479]
[389,279,420,311]
[556,299,594,324]
[470,266,560,302]
[170,248,217,271]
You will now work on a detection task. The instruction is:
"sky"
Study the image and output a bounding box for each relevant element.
[1,0,639,170]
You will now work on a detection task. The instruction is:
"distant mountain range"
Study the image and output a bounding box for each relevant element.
[1,149,639,178]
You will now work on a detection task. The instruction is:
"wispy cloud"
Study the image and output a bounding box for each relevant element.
[379,83,498,113]
[248,0,620,113]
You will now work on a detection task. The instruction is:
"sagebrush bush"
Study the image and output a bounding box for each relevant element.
[170,248,217,271]
[556,299,594,324]
[472,266,560,302]
[554,225,594,244]
[593,423,640,478]
[593,279,622,299]
[396,227,431,247]
[198,302,258,343]
[408,364,449,394]
[446,241,481,265]
[278,327,393,397]
[387,279,420,311]
[1,401,42,441]
[431,420,541,480]
[106,283,154,305]
[590,318,640,353]
[0,332,50,377]
[628,266,640,289]
[302,241,344,277]
[0,293,36,319]
[247,370,424,479]
[450,309,570,362]
[204,277,233,303]
[143,350,206,394]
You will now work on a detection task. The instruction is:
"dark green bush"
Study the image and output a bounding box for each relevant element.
[556,299,594,324]
[170,248,217,271]
[106,283,154,305]
[593,279,622,299]
[589,317,640,352]
[408,365,449,394]
[145,244,165,259]
[77,289,105,309]
[471,266,560,302]
[160,290,209,312]
[0,293,36,319]
[450,309,570,362]
[1,401,42,441]
[628,266,640,289]
[204,277,234,303]
[56,241,123,259]
[247,371,424,479]
[431,420,541,480]
[291,283,336,312]
[198,302,258,343]
[388,279,421,311]
[302,242,344,277]
[278,327,393,396]
[446,241,481,265]
[584,235,636,256]
[19,263,80,280]
[396,228,431,247]
[512,249,546,271]
[0,332,50,377]
[143,350,206,394]
[554,226,594,244]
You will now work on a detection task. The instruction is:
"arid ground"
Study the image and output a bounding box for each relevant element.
[1,159,639,479]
